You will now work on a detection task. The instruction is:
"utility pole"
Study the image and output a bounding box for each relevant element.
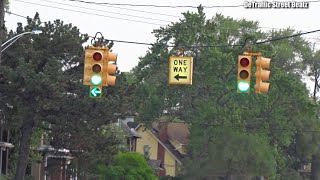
[0,0,5,64]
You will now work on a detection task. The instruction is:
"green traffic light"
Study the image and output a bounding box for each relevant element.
[90,87,101,97]
[91,74,102,86]
[238,81,250,92]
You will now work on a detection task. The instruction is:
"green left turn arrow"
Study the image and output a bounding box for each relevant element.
[90,87,102,97]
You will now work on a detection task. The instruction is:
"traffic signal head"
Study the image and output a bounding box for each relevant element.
[237,55,252,93]
[103,50,118,86]
[254,56,271,94]
[83,47,106,86]
[83,47,109,98]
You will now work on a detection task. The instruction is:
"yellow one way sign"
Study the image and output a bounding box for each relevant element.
[168,56,193,85]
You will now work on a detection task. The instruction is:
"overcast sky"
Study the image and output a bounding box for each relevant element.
[4,0,320,75]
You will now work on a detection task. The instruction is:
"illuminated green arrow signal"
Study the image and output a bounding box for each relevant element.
[90,87,101,97]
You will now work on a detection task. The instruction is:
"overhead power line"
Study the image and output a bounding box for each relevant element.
[106,29,320,47]
[65,0,320,8]
[43,0,173,23]
[6,9,316,36]
[5,11,320,48]
[15,0,165,26]
[256,29,320,44]
[5,11,28,19]
[103,39,153,46]
[65,0,243,8]
[102,38,243,48]
[58,0,183,18]
[68,0,320,8]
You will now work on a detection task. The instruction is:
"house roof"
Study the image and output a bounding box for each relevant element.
[0,141,14,148]
[150,129,185,164]
[36,145,74,159]
[136,122,190,165]
[120,120,142,138]
[147,129,183,165]
[127,121,139,129]
[152,122,189,144]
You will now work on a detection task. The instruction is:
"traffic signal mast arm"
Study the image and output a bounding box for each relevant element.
[243,52,262,57]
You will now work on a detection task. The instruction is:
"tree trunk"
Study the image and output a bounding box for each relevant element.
[313,72,319,101]
[311,59,320,180]
[311,154,320,180]
[14,109,35,180]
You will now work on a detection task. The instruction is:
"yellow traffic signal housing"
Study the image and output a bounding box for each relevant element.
[254,56,271,94]
[237,55,252,93]
[83,46,108,98]
[83,48,93,86]
[83,47,107,86]
[103,50,118,86]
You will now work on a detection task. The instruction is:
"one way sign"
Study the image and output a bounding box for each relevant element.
[169,56,193,85]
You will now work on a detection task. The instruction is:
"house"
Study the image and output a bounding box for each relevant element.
[135,121,189,177]
[0,126,14,176]
[30,132,75,180]
[298,162,311,178]
[118,118,189,177]
[31,145,74,180]
[118,117,142,152]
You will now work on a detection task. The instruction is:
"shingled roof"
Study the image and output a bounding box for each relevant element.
[152,122,189,145]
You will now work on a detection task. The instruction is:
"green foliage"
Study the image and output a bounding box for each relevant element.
[96,152,158,180]
[29,128,44,162]
[132,6,319,179]
[0,13,127,177]
[278,168,304,180]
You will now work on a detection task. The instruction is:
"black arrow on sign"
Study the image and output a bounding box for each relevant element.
[174,74,187,81]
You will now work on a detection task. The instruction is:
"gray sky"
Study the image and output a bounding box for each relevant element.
[4,0,320,74]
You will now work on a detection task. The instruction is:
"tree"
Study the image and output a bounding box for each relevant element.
[96,152,158,180]
[300,43,320,179]
[0,14,124,178]
[0,0,10,63]
[131,6,319,179]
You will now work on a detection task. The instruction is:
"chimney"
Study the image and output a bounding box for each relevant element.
[158,121,168,142]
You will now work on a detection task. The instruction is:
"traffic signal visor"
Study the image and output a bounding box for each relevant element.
[103,51,118,86]
[237,55,252,93]
[255,57,271,94]
[83,49,95,85]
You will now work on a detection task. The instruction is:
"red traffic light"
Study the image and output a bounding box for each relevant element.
[93,52,102,61]
[240,58,250,67]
